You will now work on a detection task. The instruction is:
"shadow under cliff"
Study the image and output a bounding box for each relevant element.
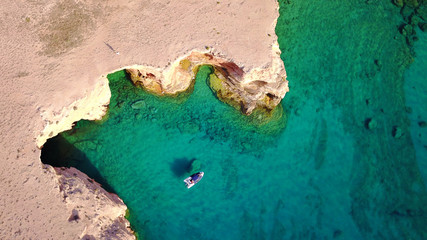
[41,134,115,193]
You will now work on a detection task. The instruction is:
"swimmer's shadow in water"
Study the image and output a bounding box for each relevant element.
[170,157,197,177]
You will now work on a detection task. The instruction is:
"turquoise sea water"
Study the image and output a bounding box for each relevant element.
[404,29,427,185]
[42,1,427,239]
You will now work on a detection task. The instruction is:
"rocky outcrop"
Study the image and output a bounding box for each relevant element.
[395,0,427,49]
[51,166,135,240]
[393,0,423,8]
[36,77,111,148]
[126,43,288,115]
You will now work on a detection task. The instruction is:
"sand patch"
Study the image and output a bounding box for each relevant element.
[38,0,100,56]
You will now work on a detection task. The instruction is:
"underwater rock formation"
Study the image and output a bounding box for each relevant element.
[395,0,427,47]
[394,0,421,8]
[126,44,288,115]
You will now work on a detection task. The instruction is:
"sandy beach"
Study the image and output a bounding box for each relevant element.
[0,0,284,239]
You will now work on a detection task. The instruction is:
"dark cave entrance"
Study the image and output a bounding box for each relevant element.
[40,134,115,193]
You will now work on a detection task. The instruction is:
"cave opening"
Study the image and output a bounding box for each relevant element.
[41,133,116,193]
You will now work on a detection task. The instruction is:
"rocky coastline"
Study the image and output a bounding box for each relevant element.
[126,44,288,115]
[52,166,135,240]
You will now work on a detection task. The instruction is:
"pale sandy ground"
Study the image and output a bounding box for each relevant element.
[0,0,284,239]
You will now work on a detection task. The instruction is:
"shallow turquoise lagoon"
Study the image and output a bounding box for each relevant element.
[42,1,427,239]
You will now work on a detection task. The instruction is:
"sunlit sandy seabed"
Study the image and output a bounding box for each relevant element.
[42,1,427,239]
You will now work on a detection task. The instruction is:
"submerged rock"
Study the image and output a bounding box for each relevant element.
[401,24,414,37]
[419,22,427,32]
[393,0,404,7]
[177,121,200,134]
[401,5,414,22]
[135,113,142,120]
[333,229,343,238]
[407,0,420,8]
[75,140,98,151]
[394,0,420,8]
[392,126,403,138]
[131,100,146,109]
[365,118,378,130]
[417,4,427,20]
[410,14,423,26]
[189,159,202,173]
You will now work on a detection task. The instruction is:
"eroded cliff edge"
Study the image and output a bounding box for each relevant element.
[49,166,134,239]
[126,44,288,115]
